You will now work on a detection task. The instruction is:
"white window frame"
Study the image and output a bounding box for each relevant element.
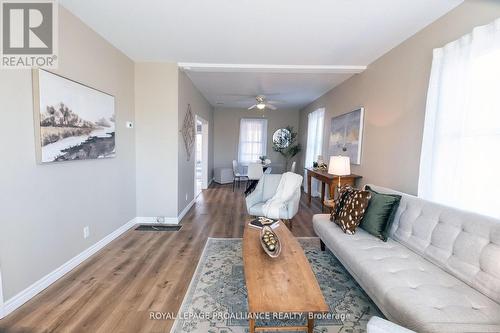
[304,108,325,195]
[419,18,500,218]
[238,118,268,165]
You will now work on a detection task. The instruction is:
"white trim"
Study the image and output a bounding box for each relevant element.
[0,199,201,319]
[135,198,196,226]
[178,63,366,74]
[134,217,179,225]
[177,198,196,223]
[0,266,4,319]
[0,218,137,319]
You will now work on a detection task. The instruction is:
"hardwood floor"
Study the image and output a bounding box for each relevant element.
[0,183,324,333]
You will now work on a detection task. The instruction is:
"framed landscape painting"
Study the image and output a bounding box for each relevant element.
[328,107,364,165]
[33,69,116,163]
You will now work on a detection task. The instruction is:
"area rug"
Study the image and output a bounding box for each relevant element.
[170,238,383,333]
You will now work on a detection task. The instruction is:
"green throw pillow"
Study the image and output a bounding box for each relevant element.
[359,185,401,241]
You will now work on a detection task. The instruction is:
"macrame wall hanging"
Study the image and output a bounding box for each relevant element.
[181,104,195,161]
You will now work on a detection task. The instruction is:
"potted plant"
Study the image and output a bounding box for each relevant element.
[272,126,301,171]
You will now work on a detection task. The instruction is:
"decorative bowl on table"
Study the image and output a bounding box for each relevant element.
[260,226,281,258]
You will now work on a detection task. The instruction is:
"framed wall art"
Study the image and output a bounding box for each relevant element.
[33,69,116,163]
[328,107,364,165]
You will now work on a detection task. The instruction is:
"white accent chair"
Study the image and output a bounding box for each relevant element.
[232,160,247,191]
[245,173,302,228]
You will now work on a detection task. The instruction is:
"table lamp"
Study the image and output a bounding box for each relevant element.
[328,156,351,189]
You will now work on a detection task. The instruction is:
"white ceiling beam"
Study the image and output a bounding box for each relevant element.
[178,63,366,74]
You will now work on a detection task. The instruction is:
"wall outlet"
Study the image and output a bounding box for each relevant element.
[126,121,134,129]
[156,216,165,223]
[83,226,90,239]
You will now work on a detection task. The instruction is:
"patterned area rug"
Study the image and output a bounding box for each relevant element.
[170,238,382,333]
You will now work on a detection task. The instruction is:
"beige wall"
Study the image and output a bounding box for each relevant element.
[0,7,136,300]
[299,0,500,195]
[214,108,300,174]
[135,63,179,219]
[178,70,214,214]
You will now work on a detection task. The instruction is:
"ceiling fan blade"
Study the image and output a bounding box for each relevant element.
[248,105,257,110]
[267,100,285,104]
[266,104,277,110]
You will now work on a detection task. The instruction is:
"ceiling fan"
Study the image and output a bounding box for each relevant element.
[248,95,278,111]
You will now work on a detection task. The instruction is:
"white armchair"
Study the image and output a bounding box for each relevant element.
[245,174,302,228]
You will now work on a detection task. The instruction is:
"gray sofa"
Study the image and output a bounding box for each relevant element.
[313,185,500,333]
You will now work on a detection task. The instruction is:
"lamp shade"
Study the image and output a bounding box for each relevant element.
[328,156,351,176]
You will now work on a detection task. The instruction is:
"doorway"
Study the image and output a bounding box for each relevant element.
[195,115,209,197]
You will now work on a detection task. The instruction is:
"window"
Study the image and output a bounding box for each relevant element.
[304,108,325,194]
[419,18,500,218]
[238,118,268,165]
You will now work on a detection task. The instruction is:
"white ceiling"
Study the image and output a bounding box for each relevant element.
[182,68,356,109]
[60,0,463,109]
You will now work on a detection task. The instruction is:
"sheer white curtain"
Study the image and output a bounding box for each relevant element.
[238,118,268,165]
[304,108,325,195]
[419,18,500,218]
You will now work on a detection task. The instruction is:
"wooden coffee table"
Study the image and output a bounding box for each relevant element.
[243,221,329,332]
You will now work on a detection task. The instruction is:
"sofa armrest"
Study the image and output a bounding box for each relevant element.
[367,317,416,333]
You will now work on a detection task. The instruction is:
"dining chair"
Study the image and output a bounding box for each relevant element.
[245,163,264,195]
[262,159,272,174]
[290,161,296,173]
[232,160,248,191]
[247,163,264,181]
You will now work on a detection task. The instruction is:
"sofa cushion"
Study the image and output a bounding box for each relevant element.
[360,185,401,241]
[313,214,500,333]
[335,188,372,234]
[331,185,354,221]
[368,185,500,305]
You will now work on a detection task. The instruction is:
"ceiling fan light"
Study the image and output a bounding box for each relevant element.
[257,103,266,110]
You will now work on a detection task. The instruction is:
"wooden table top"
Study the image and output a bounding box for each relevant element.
[242,222,329,314]
[305,168,362,180]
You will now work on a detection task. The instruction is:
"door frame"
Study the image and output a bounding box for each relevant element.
[195,115,209,196]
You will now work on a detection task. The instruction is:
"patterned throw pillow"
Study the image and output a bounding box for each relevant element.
[330,185,354,222]
[335,189,372,234]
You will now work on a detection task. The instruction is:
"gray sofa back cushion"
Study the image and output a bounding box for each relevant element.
[368,185,500,304]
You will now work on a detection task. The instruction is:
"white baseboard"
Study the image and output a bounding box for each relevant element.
[134,216,179,225]
[0,218,136,320]
[136,197,196,226]
[0,198,201,319]
[0,267,4,319]
[177,197,196,223]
